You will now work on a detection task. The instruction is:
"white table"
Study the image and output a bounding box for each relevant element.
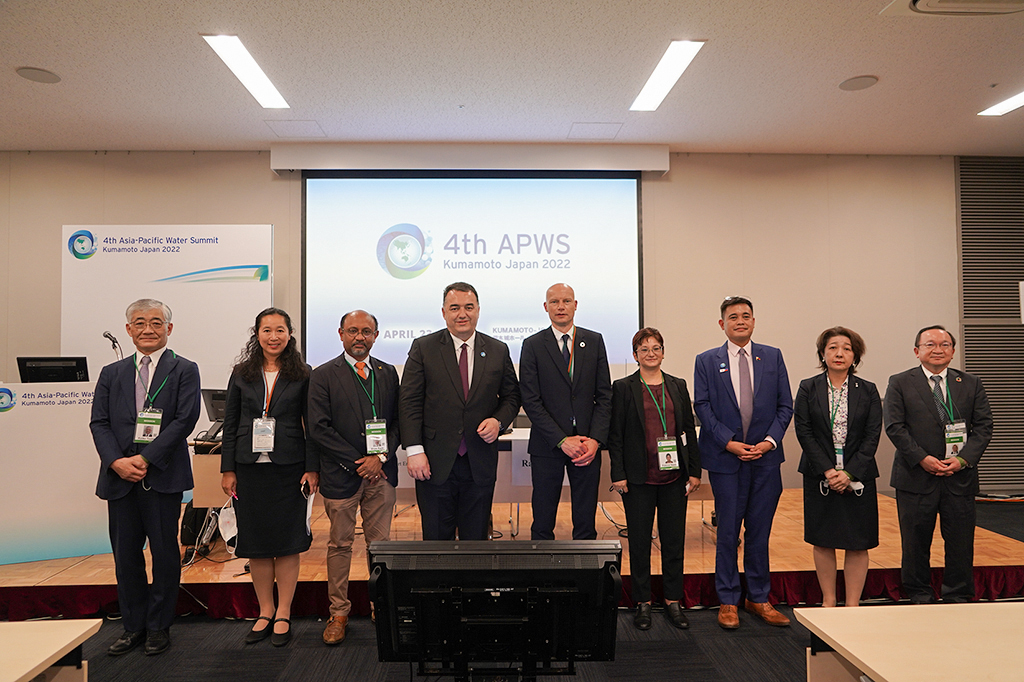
[795,602,1024,682]
[0,619,102,682]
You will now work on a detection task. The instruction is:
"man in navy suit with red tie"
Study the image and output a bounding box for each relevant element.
[694,297,793,629]
[399,282,521,541]
[90,299,200,656]
[520,283,612,540]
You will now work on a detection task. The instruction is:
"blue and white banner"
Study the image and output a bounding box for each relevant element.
[0,383,107,564]
[61,225,273,390]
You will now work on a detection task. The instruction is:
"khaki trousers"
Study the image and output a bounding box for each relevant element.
[323,478,397,617]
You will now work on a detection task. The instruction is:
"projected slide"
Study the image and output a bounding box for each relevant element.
[305,174,640,368]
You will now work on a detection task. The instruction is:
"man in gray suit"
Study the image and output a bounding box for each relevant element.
[884,325,993,603]
[399,282,521,541]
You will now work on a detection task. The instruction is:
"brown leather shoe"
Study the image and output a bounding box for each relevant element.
[717,604,740,629]
[744,600,791,627]
[322,615,348,645]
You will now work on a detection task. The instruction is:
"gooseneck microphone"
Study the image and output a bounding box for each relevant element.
[103,331,124,361]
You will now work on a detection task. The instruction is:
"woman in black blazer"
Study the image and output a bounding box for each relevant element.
[795,326,881,608]
[609,328,701,631]
[221,308,319,646]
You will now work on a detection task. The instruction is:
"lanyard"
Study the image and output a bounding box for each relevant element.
[349,360,377,419]
[262,370,279,418]
[827,377,846,436]
[133,352,171,408]
[640,372,669,437]
[565,328,576,379]
[934,376,956,422]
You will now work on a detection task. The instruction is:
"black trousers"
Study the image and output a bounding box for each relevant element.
[416,455,494,541]
[896,486,976,602]
[529,452,601,540]
[622,476,689,603]
[107,484,183,632]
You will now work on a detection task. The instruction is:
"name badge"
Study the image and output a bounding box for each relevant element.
[657,438,679,471]
[134,408,162,444]
[834,446,845,470]
[252,417,276,453]
[945,420,967,459]
[366,419,388,454]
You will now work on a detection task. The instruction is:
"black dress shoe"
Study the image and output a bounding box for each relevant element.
[271,618,292,647]
[246,615,274,644]
[634,603,652,630]
[144,629,170,656]
[108,630,145,656]
[665,602,690,629]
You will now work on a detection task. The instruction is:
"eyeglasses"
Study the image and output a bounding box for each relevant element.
[636,346,663,355]
[918,342,953,350]
[131,320,165,331]
[343,327,376,338]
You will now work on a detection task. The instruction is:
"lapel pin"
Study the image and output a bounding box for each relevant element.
[756,356,761,361]
[579,341,586,348]
[480,351,486,357]
[720,363,726,368]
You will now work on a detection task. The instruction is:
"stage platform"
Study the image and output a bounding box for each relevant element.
[2,490,1023,621]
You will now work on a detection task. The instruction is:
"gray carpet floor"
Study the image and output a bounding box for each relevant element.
[82,607,812,682]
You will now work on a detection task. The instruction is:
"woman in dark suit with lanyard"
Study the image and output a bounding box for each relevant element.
[221,308,319,646]
[609,328,701,630]
[795,326,881,607]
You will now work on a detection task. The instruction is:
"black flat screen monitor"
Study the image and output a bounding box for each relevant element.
[369,540,621,679]
[17,357,89,383]
[201,388,227,440]
[202,388,227,421]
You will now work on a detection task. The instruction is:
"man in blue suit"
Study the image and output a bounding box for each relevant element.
[694,297,793,629]
[520,283,612,540]
[90,299,201,656]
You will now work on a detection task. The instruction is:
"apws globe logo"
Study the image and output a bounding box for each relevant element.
[376,224,432,279]
[68,230,97,259]
[0,387,15,412]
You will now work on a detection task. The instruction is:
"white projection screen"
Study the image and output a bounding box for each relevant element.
[303,171,641,368]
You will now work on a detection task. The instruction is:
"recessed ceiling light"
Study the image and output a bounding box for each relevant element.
[16,67,61,84]
[839,75,878,91]
[630,40,705,112]
[978,89,1024,116]
[202,35,289,109]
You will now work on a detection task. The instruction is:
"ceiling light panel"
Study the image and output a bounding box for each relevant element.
[630,40,705,112]
[203,35,289,109]
[978,89,1024,116]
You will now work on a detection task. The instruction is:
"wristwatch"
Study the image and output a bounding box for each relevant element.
[377,453,387,464]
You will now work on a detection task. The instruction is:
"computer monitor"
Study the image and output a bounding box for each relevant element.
[201,388,227,440]
[369,540,621,679]
[17,357,89,383]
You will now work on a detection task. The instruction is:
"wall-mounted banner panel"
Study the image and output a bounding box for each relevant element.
[61,225,273,392]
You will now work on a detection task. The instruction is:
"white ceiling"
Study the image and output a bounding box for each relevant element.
[2,0,1023,155]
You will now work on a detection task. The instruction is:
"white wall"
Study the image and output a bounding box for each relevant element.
[0,150,960,489]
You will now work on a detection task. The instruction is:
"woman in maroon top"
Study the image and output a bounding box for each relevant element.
[609,328,702,631]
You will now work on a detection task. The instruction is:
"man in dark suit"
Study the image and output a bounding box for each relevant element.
[90,299,201,656]
[884,325,993,603]
[308,309,399,645]
[399,282,521,541]
[694,296,793,629]
[520,283,612,540]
